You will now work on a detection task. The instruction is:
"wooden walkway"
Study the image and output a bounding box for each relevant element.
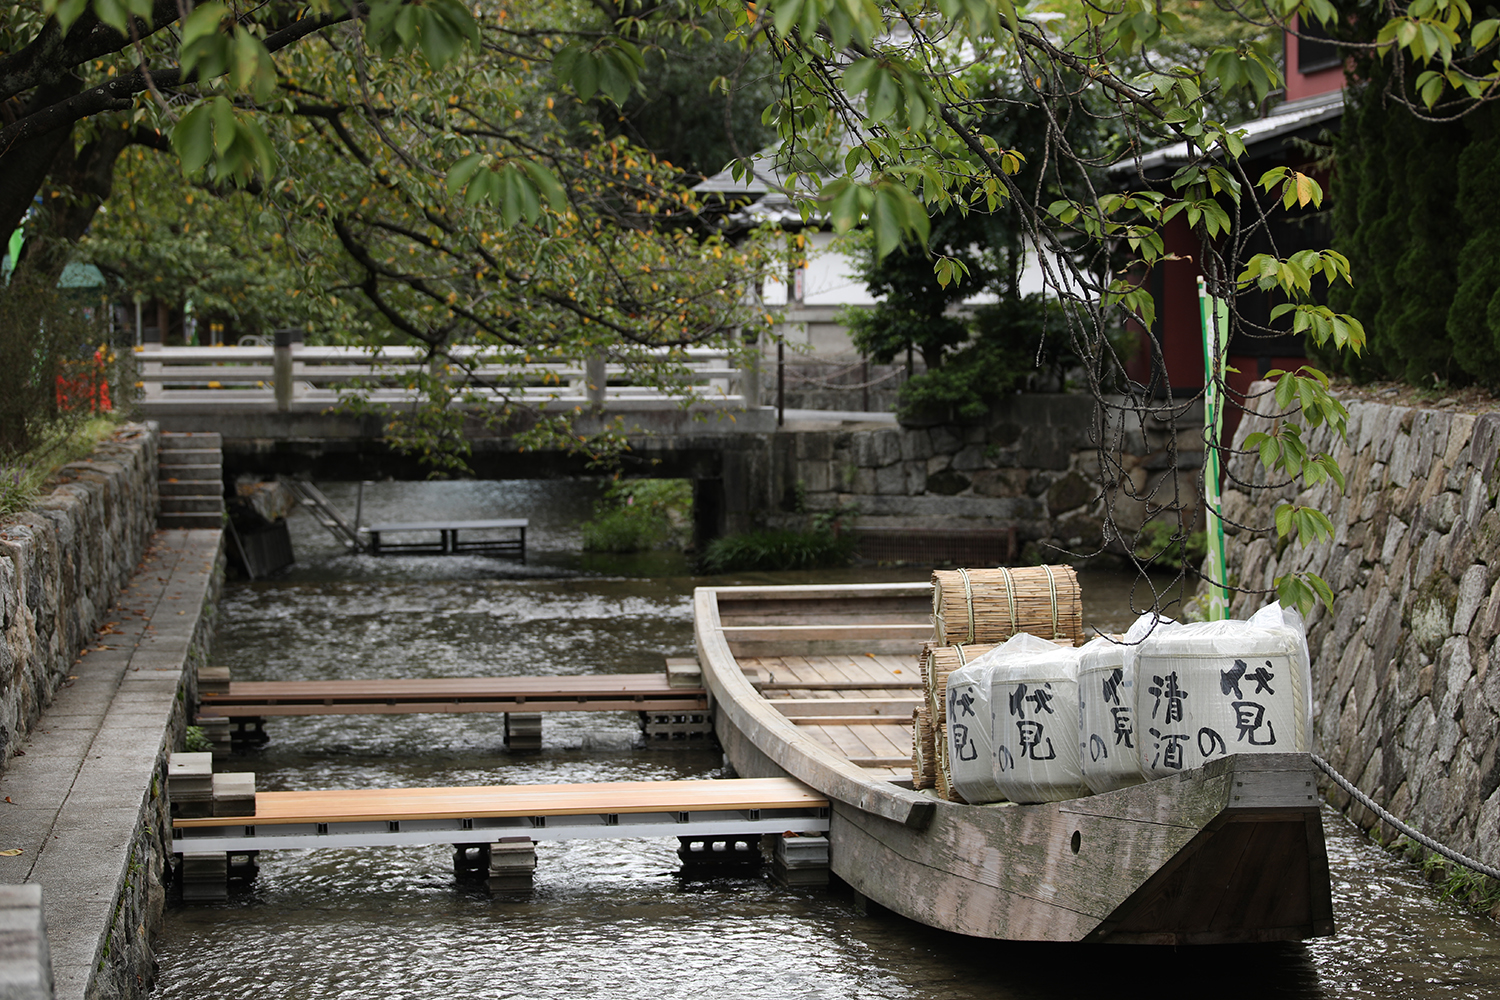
[171,777,828,851]
[200,673,706,717]
[744,653,922,778]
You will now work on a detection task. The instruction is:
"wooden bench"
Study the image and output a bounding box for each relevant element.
[363,518,527,560]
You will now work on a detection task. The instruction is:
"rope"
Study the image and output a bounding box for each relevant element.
[959,568,975,645]
[1041,564,1060,639]
[996,566,1020,638]
[1312,753,1500,881]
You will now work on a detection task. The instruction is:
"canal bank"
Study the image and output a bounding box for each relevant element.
[1,423,223,1000]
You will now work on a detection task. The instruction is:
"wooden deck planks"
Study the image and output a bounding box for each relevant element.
[173,777,825,828]
[740,655,916,769]
[201,674,707,716]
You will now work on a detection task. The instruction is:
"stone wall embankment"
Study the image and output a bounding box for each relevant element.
[1223,389,1500,876]
[771,393,1206,560]
[0,424,158,766]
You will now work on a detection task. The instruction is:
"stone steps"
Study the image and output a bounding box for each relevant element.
[159,432,224,529]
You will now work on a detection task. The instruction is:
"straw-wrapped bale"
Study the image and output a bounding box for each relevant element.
[921,642,999,723]
[931,566,1083,646]
[910,708,936,789]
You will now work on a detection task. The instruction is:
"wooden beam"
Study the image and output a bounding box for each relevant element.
[771,698,921,717]
[174,777,826,827]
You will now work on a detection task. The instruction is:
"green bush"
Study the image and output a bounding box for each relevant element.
[0,278,126,516]
[893,295,1088,424]
[699,528,856,573]
[581,478,691,553]
[1133,521,1207,568]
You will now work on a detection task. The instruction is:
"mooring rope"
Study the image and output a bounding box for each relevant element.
[1311,753,1500,881]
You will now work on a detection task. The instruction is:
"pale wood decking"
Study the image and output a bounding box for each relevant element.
[739,652,921,780]
[174,777,825,828]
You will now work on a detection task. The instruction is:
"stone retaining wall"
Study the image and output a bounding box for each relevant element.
[0,424,158,766]
[1222,389,1500,874]
[769,393,1206,560]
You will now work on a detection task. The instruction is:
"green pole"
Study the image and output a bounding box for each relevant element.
[2,228,22,284]
[1197,275,1230,621]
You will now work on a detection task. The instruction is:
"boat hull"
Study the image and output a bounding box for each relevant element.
[697,582,1335,944]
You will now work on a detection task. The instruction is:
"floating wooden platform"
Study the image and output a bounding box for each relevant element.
[171,777,828,851]
[200,673,707,717]
[364,518,527,559]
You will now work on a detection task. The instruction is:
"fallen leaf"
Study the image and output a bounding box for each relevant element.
[0,849,22,856]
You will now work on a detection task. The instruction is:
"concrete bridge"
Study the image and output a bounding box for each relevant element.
[136,343,795,537]
[136,346,1156,560]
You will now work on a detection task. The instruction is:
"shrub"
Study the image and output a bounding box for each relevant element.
[1133,521,1207,567]
[699,528,856,573]
[581,478,691,553]
[0,416,121,518]
[0,278,121,454]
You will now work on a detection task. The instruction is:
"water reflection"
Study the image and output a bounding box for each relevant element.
[156,480,1500,999]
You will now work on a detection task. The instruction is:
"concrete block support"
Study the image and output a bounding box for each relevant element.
[0,884,53,1000]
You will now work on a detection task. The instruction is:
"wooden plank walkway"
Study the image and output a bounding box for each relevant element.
[200,673,707,717]
[171,777,828,851]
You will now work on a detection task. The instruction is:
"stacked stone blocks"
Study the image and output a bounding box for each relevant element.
[774,393,1206,557]
[1223,388,1500,876]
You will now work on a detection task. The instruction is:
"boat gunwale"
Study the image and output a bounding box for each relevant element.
[694,585,937,830]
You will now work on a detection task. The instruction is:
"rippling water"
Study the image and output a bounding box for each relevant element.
[154,480,1500,999]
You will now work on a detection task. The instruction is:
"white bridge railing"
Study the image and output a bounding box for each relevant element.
[133,343,760,413]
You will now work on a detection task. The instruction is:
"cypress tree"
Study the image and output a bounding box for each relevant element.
[1446,101,1500,387]
[1330,71,1404,380]
[1386,108,1467,386]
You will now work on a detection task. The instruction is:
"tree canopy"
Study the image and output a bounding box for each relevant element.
[5,0,1500,609]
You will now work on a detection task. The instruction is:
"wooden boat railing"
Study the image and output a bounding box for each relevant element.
[695,582,937,829]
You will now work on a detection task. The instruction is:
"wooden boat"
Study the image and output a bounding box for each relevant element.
[694,580,1335,945]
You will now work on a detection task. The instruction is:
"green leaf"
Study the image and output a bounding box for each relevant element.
[170,103,215,177]
[869,69,899,122]
[871,189,902,258]
[180,2,232,80]
[1274,502,1294,538]
[773,0,806,37]
[94,0,127,33]
[49,0,91,34]
[446,153,485,199]
[843,57,879,95]
[210,96,237,159]
[520,161,567,212]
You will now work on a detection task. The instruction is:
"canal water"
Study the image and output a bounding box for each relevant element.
[154,480,1500,999]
